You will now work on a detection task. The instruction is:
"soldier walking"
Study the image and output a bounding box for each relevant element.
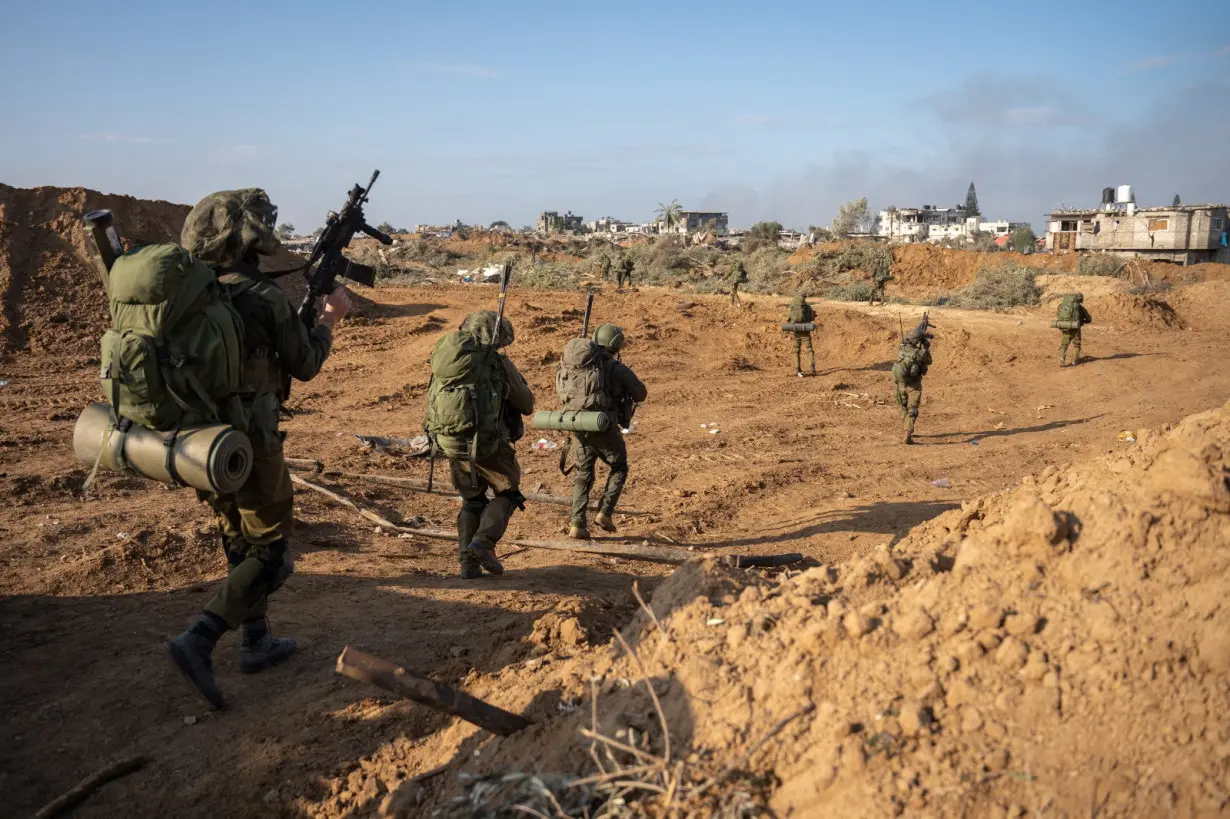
[729,259,749,306]
[785,294,817,377]
[893,317,934,445]
[1055,292,1093,367]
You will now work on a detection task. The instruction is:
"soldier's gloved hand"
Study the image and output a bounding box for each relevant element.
[320,286,353,329]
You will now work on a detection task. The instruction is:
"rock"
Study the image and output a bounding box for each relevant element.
[995,637,1030,669]
[558,617,586,646]
[727,624,747,649]
[844,611,876,638]
[969,605,1004,630]
[985,748,1010,773]
[1003,613,1039,637]
[899,703,934,736]
[960,708,984,733]
[449,646,467,659]
[263,789,280,805]
[183,715,198,726]
[1002,490,1069,559]
[893,608,935,641]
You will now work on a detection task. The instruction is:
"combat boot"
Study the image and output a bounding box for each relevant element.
[167,627,225,710]
[903,431,914,445]
[459,563,483,580]
[239,618,297,674]
[569,523,590,540]
[465,542,505,575]
[594,512,617,533]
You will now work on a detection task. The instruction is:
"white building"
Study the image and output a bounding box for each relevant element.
[877,206,1024,244]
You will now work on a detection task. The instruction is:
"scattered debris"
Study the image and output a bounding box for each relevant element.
[930,477,952,488]
[355,434,431,458]
[1118,430,1137,442]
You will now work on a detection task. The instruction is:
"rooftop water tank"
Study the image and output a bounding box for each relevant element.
[1116,184,1135,204]
[1101,187,1115,205]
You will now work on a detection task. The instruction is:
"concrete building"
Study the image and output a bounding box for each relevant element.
[536,210,584,234]
[877,206,1026,244]
[1045,186,1229,264]
[663,211,729,236]
[584,216,635,234]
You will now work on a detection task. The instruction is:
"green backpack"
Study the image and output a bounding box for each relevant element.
[556,338,613,412]
[1057,295,1080,323]
[787,299,814,324]
[897,341,926,379]
[424,331,505,460]
[100,244,244,431]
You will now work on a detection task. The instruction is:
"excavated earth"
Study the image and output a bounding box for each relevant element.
[1,186,1229,818]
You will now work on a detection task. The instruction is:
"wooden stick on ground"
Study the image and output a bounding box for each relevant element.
[34,756,149,819]
[336,646,530,736]
[291,474,803,568]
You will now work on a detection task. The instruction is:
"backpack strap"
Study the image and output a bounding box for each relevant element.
[163,425,186,487]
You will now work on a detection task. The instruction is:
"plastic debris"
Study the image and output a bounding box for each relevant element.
[931,478,952,488]
[706,617,725,626]
[1118,431,1137,443]
[970,440,980,446]
[0,379,8,387]
[531,439,558,451]
[355,434,431,457]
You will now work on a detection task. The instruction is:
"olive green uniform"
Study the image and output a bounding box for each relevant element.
[617,256,634,289]
[599,255,612,281]
[1059,305,1093,366]
[202,263,332,627]
[570,359,647,530]
[729,263,749,306]
[870,260,892,306]
[452,356,534,571]
[892,343,932,437]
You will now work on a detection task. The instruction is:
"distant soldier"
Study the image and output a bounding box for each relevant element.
[869,254,893,306]
[598,253,612,282]
[785,294,817,377]
[893,317,934,445]
[1054,292,1093,367]
[729,259,749,306]
[558,324,647,538]
[424,311,535,578]
[616,253,635,290]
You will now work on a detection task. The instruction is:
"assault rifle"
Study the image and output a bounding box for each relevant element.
[286,170,393,399]
[580,290,595,337]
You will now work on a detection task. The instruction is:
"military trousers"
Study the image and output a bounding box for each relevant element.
[1059,329,1082,365]
[199,443,295,628]
[730,284,742,306]
[869,283,886,305]
[617,271,633,289]
[450,442,525,566]
[895,377,924,433]
[792,332,815,372]
[570,429,629,527]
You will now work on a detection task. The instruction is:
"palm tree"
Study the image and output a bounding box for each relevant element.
[654,199,683,234]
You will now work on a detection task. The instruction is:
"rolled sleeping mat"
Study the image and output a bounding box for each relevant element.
[1051,320,1082,330]
[781,322,816,332]
[73,402,253,494]
[531,410,612,433]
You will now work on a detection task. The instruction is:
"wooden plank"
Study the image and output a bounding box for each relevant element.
[336,647,530,736]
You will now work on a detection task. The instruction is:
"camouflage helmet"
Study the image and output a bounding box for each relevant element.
[460,310,514,347]
[1075,292,1084,302]
[181,188,280,266]
[593,323,625,353]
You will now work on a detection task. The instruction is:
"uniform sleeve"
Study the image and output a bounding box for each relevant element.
[610,361,648,403]
[501,356,535,415]
[1080,306,1093,324]
[271,288,333,382]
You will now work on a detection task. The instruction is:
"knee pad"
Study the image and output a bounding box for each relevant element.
[908,408,920,419]
[259,539,293,592]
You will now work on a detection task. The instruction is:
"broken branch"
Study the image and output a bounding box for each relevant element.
[34,756,149,819]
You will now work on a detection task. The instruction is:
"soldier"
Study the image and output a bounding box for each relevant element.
[869,254,893,306]
[729,259,749,306]
[616,252,635,290]
[561,323,647,539]
[893,319,934,445]
[785,294,816,377]
[1056,292,1093,367]
[168,189,352,710]
[598,252,612,282]
[425,311,534,578]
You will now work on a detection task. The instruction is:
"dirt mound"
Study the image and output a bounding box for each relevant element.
[1036,273,1129,304]
[0,184,311,358]
[1087,292,1185,330]
[1165,280,1230,332]
[302,401,1230,817]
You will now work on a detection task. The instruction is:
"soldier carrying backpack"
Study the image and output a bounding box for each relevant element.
[893,315,934,445]
[729,259,750,306]
[557,323,647,539]
[785,294,817,377]
[1053,292,1093,367]
[424,311,535,578]
[869,253,893,306]
[165,188,352,710]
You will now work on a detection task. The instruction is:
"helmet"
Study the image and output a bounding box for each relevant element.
[460,310,514,347]
[593,323,625,353]
[181,188,280,266]
[1075,292,1084,302]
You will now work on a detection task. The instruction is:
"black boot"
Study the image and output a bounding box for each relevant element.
[167,613,227,709]
[239,617,297,673]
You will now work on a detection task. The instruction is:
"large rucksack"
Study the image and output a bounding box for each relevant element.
[100,244,244,431]
[787,300,814,324]
[424,331,505,459]
[1056,295,1080,323]
[897,341,926,379]
[556,338,613,412]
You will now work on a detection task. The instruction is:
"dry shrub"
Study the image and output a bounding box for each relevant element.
[1076,254,1127,277]
[946,262,1041,310]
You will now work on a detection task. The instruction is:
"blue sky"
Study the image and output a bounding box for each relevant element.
[1,0,1227,232]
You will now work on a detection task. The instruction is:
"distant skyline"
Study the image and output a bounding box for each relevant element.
[1,0,1227,233]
